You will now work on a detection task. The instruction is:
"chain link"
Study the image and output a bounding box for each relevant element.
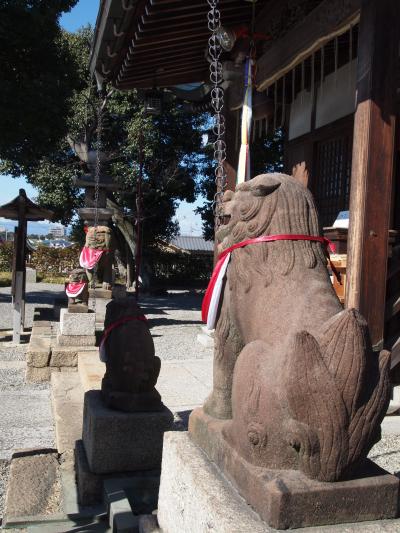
[207,0,226,227]
[91,96,103,312]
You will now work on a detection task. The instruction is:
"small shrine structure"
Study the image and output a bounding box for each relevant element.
[0,189,53,343]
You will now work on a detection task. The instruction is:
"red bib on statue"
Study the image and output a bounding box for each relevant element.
[79,246,104,270]
[65,282,86,298]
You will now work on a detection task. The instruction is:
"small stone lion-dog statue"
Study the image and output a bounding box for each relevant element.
[100,297,163,413]
[190,173,390,483]
[65,268,89,311]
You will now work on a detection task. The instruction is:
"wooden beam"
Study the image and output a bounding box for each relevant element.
[256,0,361,90]
[345,0,398,350]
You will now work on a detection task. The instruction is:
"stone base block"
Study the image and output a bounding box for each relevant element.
[75,439,160,508]
[67,303,89,313]
[89,288,112,299]
[75,440,103,506]
[60,308,95,336]
[57,334,96,347]
[157,432,267,533]
[50,347,79,367]
[26,337,51,367]
[25,366,51,383]
[189,408,400,530]
[82,390,173,474]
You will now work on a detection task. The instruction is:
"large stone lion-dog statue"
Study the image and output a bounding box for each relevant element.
[191,173,390,483]
[84,225,114,290]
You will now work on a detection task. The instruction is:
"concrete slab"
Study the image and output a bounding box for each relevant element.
[156,358,212,411]
[78,351,104,391]
[0,390,54,460]
[51,372,84,454]
[3,449,62,527]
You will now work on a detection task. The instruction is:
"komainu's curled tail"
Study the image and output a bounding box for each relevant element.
[285,309,391,481]
[226,309,391,482]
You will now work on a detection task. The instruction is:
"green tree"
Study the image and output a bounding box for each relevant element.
[0,0,79,175]
[23,27,210,251]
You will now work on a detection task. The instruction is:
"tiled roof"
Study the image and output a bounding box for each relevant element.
[170,235,214,253]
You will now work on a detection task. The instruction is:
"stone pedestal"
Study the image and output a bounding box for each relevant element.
[188,408,400,530]
[60,308,95,336]
[89,288,112,299]
[157,432,268,533]
[82,390,173,474]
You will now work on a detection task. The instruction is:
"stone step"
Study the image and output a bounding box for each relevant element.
[51,372,85,454]
[78,351,105,392]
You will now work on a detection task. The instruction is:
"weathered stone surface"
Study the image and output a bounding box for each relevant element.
[189,408,400,530]
[26,337,51,367]
[25,365,51,383]
[31,324,52,337]
[139,515,160,533]
[89,288,112,299]
[57,333,96,347]
[157,432,268,533]
[67,303,89,313]
[59,308,95,336]
[3,449,62,527]
[51,372,84,454]
[201,174,391,485]
[101,298,162,412]
[82,390,173,474]
[78,351,104,391]
[50,347,78,368]
[75,439,103,506]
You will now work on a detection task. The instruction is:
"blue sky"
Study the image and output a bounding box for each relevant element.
[1,0,203,236]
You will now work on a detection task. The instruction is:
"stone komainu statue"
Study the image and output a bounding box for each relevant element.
[65,268,89,308]
[193,173,390,483]
[83,225,114,290]
[101,297,162,413]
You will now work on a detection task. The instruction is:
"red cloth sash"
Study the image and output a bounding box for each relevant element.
[65,282,86,298]
[202,234,337,329]
[79,246,104,269]
[99,315,148,362]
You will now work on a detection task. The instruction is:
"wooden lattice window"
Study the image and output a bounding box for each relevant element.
[313,134,352,227]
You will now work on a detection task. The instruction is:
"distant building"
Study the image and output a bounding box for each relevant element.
[169,235,214,256]
[49,225,65,238]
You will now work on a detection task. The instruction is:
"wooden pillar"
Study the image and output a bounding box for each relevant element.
[12,190,27,344]
[345,0,398,349]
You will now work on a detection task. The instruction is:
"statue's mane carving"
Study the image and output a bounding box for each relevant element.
[218,174,327,292]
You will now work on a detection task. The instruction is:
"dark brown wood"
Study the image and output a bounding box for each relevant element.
[345,0,398,349]
[256,0,361,90]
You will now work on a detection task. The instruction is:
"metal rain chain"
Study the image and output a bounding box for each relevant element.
[207,0,227,227]
[91,94,103,312]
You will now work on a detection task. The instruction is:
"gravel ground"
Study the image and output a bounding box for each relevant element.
[369,435,400,474]
[0,283,64,524]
